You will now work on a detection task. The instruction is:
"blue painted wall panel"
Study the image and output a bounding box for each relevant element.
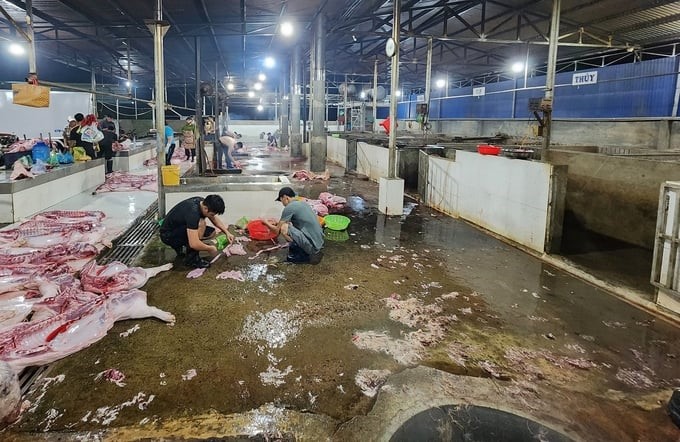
[404,58,678,119]
[429,96,441,119]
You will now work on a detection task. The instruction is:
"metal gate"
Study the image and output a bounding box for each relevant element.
[651,181,680,314]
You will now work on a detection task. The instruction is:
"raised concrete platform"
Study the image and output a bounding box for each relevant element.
[113,141,157,171]
[0,159,105,223]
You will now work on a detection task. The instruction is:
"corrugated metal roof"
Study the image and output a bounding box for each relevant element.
[0,0,678,88]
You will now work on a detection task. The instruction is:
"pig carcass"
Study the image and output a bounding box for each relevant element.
[0,289,175,371]
[80,261,172,294]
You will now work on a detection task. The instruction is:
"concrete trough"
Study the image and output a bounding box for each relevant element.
[163,174,291,225]
[112,141,156,172]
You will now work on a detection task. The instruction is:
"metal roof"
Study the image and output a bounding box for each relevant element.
[1,0,679,109]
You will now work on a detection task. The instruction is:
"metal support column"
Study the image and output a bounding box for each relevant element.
[302,63,308,143]
[195,37,204,174]
[280,62,290,147]
[372,59,378,133]
[126,39,132,94]
[424,38,432,106]
[541,0,561,156]
[290,45,302,156]
[90,67,97,115]
[343,74,348,132]
[310,13,327,172]
[25,0,37,75]
[388,0,401,178]
[147,0,169,216]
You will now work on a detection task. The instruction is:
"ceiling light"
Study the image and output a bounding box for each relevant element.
[435,78,446,88]
[258,73,266,82]
[281,22,294,37]
[359,91,366,99]
[227,82,235,91]
[511,62,524,73]
[264,57,275,68]
[125,81,132,87]
[395,90,401,97]
[352,35,357,42]
[257,104,264,112]
[254,82,263,91]
[248,91,255,98]
[8,43,25,56]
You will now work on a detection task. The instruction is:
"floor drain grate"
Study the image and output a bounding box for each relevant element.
[98,201,159,266]
[19,365,50,396]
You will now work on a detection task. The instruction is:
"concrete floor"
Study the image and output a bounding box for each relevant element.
[3,147,680,441]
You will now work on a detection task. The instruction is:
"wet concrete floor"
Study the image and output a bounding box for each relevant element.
[5,151,680,441]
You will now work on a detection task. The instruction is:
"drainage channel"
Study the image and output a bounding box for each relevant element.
[18,201,160,395]
[98,200,159,266]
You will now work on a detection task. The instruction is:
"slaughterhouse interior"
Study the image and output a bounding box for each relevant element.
[0,1,679,441]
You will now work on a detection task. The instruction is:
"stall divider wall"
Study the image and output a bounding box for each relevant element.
[326,136,347,167]
[425,151,565,253]
[357,141,391,182]
[113,141,157,171]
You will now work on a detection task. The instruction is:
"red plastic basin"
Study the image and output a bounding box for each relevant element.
[477,144,501,155]
[247,220,278,241]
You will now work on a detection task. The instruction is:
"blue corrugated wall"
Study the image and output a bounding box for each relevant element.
[397,57,678,119]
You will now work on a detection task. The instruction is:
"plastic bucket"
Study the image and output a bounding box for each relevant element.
[161,165,180,186]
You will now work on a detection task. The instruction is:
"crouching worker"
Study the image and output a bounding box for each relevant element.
[263,187,324,264]
[160,194,234,268]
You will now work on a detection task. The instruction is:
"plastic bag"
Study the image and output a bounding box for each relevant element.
[57,152,74,164]
[48,150,59,166]
[32,159,46,174]
[81,125,104,143]
[235,216,249,230]
[18,155,33,168]
[73,146,91,162]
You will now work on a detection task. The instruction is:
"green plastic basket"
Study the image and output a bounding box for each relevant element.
[324,214,350,231]
[325,228,349,242]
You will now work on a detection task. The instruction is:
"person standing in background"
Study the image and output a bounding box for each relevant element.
[98,115,118,136]
[181,117,199,162]
[216,130,241,169]
[63,117,77,149]
[99,123,118,174]
[164,121,176,166]
[71,113,97,159]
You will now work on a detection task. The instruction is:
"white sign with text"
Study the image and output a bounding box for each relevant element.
[572,71,598,86]
[473,86,486,96]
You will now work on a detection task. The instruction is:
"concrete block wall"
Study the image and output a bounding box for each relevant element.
[409,119,680,150]
[547,149,680,249]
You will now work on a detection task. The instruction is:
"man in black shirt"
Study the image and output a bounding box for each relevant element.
[99,123,118,174]
[159,194,234,268]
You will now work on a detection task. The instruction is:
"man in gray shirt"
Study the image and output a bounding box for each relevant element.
[264,187,324,264]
